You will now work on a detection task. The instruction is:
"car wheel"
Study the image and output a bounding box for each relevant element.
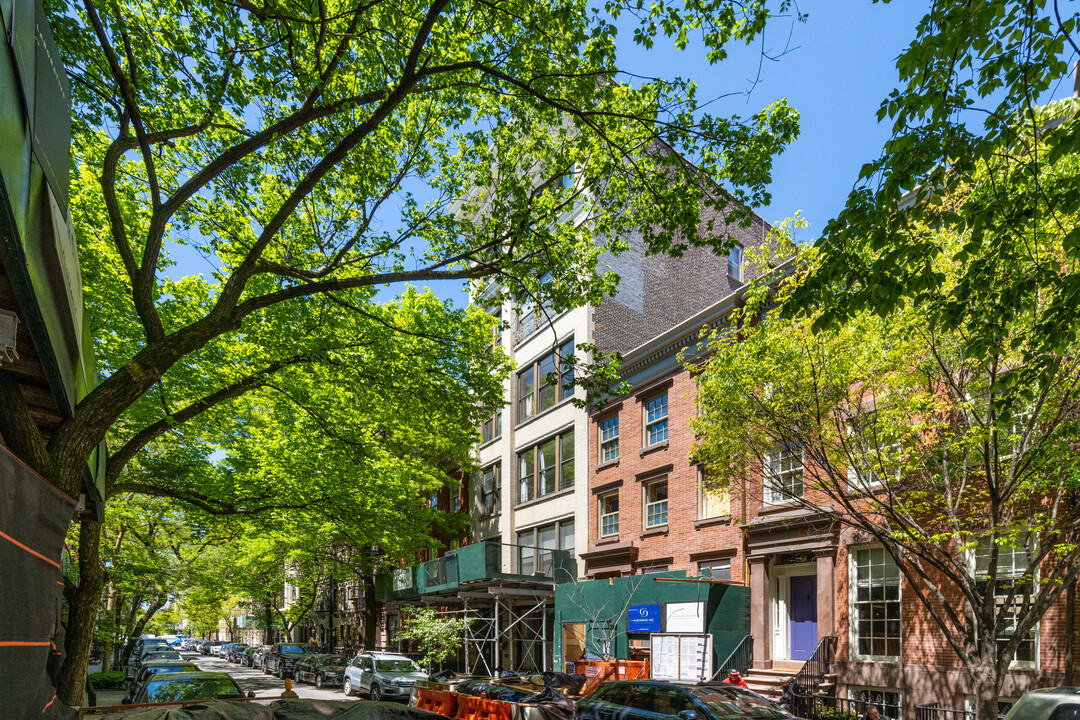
[316,675,324,688]
[370,684,382,702]
[343,678,353,696]
[277,665,285,679]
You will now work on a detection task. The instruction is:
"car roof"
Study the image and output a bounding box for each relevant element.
[141,659,197,667]
[365,652,413,659]
[146,672,235,681]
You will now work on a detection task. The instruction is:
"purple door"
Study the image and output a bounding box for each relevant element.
[789,575,818,661]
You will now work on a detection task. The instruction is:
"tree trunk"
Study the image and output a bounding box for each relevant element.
[971,642,1003,720]
[264,601,275,645]
[58,521,105,707]
[364,572,377,651]
[100,584,116,674]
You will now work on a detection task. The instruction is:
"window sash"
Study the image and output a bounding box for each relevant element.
[852,547,901,660]
[728,245,743,280]
[766,446,804,502]
[517,431,574,505]
[600,416,619,462]
[974,535,1038,666]
[518,367,534,422]
[645,480,668,527]
[600,494,619,537]
[645,394,669,446]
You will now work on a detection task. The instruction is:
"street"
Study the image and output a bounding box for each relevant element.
[180,650,363,703]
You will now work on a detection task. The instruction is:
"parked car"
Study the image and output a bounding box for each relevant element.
[125,672,252,704]
[249,646,269,669]
[342,652,426,701]
[575,681,795,720]
[128,638,170,667]
[212,643,229,657]
[225,643,250,662]
[263,643,307,678]
[126,648,183,679]
[202,640,225,655]
[239,647,258,667]
[127,660,199,696]
[1004,687,1080,719]
[294,654,349,688]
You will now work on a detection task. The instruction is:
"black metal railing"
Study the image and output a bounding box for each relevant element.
[914,706,977,720]
[791,636,838,697]
[711,635,754,679]
[792,693,898,720]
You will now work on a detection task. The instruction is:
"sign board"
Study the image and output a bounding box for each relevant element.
[628,604,662,632]
[650,633,713,682]
[665,601,705,633]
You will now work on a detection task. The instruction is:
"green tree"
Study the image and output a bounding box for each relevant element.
[693,107,1080,719]
[393,606,474,672]
[9,0,801,704]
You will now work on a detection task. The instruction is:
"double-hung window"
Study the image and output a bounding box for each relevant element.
[698,560,731,581]
[517,339,575,422]
[600,416,619,462]
[766,445,804,503]
[479,464,501,517]
[644,478,668,528]
[599,493,619,537]
[482,409,503,443]
[699,468,729,519]
[517,430,574,504]
[644,394,669,446]
[975,535,1037,667]
[848,687,901,720]
[851,547,901,660]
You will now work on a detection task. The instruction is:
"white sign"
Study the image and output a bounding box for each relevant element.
[665,601,705,633]
[650,633,713,682]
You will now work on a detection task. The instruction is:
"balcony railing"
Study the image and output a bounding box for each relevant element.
[379,540,577,600]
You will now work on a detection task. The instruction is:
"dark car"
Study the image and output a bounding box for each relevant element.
[239,646,259,667]
[294,654,349,688]
[263,642,307,678]
[126,671,251,704]
[225,643,250,663]
[126,649,184,679]
[1004,687,1080,719]
[575,681,795,720]
[250,646,270,669]
[127,660,199,696]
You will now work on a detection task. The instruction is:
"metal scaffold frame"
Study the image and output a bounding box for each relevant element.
[461,588,552,676]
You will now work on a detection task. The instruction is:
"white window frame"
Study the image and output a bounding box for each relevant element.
[848,545,902,662]
[972,535,1040,670]
[698,559,731,581]
[644,393,669,447]
[600,415,619,462]
[643,477,669,528]
[847,686,902,720]
[698,467,729,519]
[728,245,743,281]
[765,445,804,504]
[599,492,619,538]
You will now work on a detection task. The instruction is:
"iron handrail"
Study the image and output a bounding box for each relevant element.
[791,635,837,697]
[710,634,754,680]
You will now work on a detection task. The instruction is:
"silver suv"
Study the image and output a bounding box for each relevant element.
[342,652,426,701]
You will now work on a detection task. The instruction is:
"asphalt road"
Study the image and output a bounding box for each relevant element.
[181,650,362,702]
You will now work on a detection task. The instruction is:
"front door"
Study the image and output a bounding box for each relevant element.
[789,575,818,661]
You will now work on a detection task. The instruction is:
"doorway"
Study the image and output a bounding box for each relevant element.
[771,566,818,663]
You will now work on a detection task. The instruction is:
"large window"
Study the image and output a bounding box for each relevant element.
[975,536,1037,666]
[599,493,619,537]
[698,559,731,581]
[766,445,803,503]
[518,339,575,422]
[517,519,574,575]
[600,416,619,462]
[851,547,901,660]
[479,463,501,517]
[517,430,574,504]
[849,687,902,720]
[644,394,669,446]
[644,478,668,528]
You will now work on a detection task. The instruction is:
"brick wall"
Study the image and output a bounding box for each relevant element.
[586,365,745,579]
[593,209,770,356]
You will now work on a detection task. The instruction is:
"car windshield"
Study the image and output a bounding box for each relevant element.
[142,677,245,702]
[317,656,348,668]
[281,645,305,654]
[688,687,790,719]
[144,651,181,660]
[376,659,420,673]
[140,665,193,680]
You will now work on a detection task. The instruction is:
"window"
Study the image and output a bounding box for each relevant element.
[482,409,502,443]
[517,339,575,422]
[644,478,668,528]
[698,560,731,581]
[517,519,574,575]
[516,291,538,340]
[517,430,574,504]
[429,492,439,508]
[728,245,743,281]
[848,687,901,720]
[766,445,803,503]
[600,416,619,462]
[479,464,501,517]
[491,308,503,348]
[599,493,619,537]
[644,394,669,446]
[851,547,901,660]
[699,468,729,519]
[975,535,1037,666]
